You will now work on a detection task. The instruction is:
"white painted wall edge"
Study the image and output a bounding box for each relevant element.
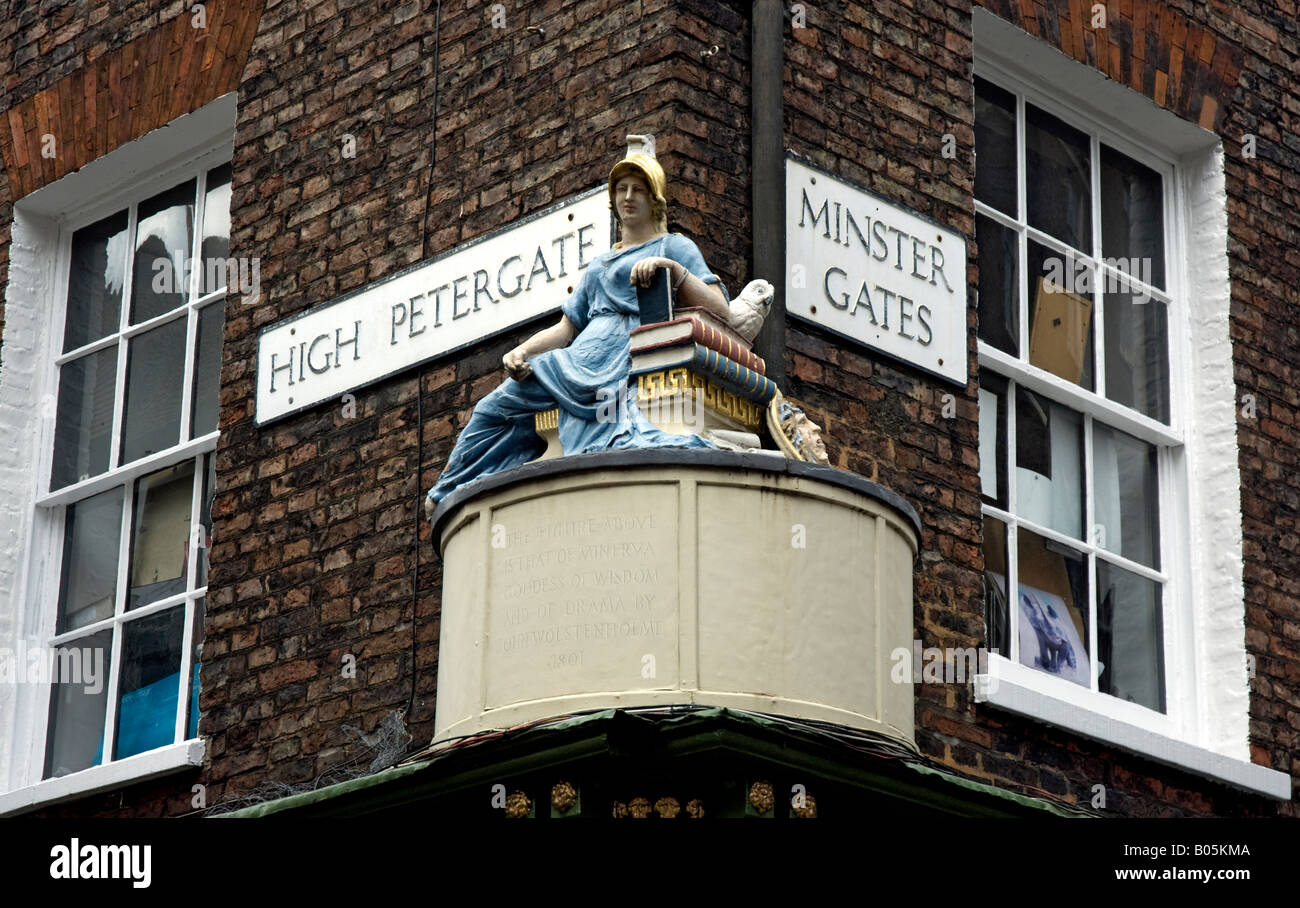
[0,739,205,816]
[975,672,1291,801]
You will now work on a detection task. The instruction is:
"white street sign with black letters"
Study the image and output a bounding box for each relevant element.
[255,186,613,425]
[785,155,968,386]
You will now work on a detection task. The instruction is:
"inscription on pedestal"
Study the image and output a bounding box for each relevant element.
[484,491,678,708]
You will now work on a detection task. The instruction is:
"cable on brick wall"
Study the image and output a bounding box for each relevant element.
[407,0,443,730]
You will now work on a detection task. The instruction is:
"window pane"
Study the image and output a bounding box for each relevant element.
[64,210,128,353]
[187,598,205,739]
[1016,387,1083,539]
[1025,104,1091,251]
[1027,239,1094,390]
[978,370,1008,508]
[120,316,186,464]
[1097,560,1164,711]
[51,346,118,490]
[974,77,1017,218]
[1093,423,1161,569]
[191,302,225,437]
[1101,145,1165,290]
[197,454,216,588]
[129,460,195,610]
[200,163,232,296]
[976,214,1018,356]
[1017,527,1090,687]
[1103,285,1169,423]
[131,179,195,323]
[115,606,185,759]
[56,487,123,634]
[43,629,112,778]
[983,516,1011,656]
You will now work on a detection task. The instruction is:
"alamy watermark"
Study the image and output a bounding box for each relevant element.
[49,839,151,888]
[1041,253,1156,304]
[151,250,261,305]
[596,378,702,428]
[0,641,104,694]
[891,640,998,695]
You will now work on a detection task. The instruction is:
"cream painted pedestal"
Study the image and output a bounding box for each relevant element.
[429,450,921,750]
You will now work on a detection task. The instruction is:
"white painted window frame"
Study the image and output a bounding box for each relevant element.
[0,95,236,810]
[975,60,1187,735]
[41,149,229,502]
[33,151,226,784]
[972,12,1287,799]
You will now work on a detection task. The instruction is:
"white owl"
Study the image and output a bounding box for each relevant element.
[726,279,774,344]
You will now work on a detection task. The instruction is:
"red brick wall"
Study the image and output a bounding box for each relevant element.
[784,0,1296,815]
[0,0,262,365]
[199,0,761,812]
[783,0,997,805]
[976,0,1244,130]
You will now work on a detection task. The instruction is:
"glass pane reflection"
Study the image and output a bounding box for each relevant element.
[51,346,118,490]
[57,487,124,634]
[43,629,113,779]
[1027,239,1094,390]
[983,516,1011,657]
[128,460,195,610]
[115,607,185,759]
[1026,104,1091,251]
[1015,387,1084,540]
[1103,285,1169,423]
[120,317,186,464]
[1097,560,1164,712]
[131,180,195,323]
[1101,145,1165,290]
[200,163,232,296]
[191,303,225,438]
[975,77,1017,218]
[65,210,128,353]
[1016,527,1090,688]
[976,214,1019,357]
[186,599,205,739]
[1092,423,1160,569]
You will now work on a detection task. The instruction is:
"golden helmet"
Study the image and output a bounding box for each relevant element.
[608,152,668,232]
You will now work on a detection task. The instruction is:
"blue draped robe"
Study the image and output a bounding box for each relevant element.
[427,233,726,505]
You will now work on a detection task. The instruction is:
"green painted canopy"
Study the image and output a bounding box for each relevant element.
[213,707,1094,819]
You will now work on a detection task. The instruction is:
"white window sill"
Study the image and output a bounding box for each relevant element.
[0,740,205,817]
[975,659,1290,800]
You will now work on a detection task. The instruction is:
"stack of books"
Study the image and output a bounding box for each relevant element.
[529,268,778,462]
[629,298,777,438]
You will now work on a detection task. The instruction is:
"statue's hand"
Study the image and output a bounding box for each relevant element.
[503,348,532,380]
[630,257,677,288]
